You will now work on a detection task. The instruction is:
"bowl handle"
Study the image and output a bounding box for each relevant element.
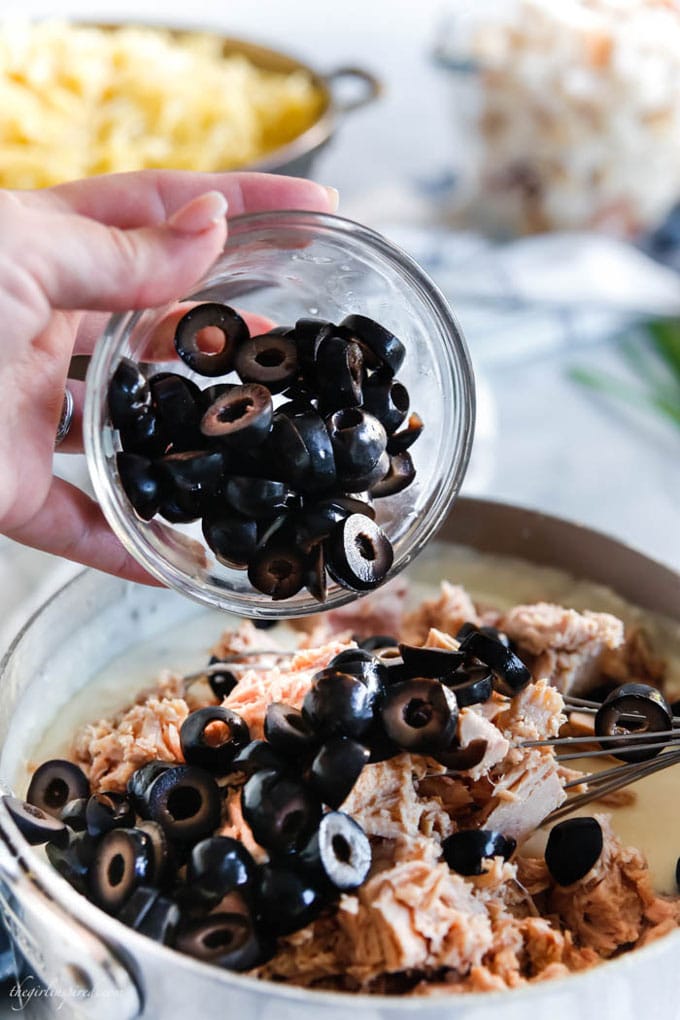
[324,66,382,114]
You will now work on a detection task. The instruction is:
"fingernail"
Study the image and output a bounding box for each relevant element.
[167,191,228,234]
[323,186,340,213]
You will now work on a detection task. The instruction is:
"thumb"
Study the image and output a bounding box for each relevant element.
[21,190,228,313]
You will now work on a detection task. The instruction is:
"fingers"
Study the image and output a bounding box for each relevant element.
[20,170,339,229]
[6,191,228,317]
[4,477,162,585]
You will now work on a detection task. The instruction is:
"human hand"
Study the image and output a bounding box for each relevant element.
[0,170,338,582]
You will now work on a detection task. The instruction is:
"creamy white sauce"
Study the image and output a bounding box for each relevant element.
[27,542,680,894]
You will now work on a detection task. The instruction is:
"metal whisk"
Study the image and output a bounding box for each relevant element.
[521,694,680,823]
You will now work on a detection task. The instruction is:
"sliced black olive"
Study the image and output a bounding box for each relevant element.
[458,630,531,697]
[330,495,377,522]
[441,664,494,708]
[26,760,90,819]
[85,791,135,838]
[187,836,257,908]
[253,618,278,630]
[398,643,465,679]
[442,829,516,876]
[339,314,406,375]
[275,411,336,493]
[234,331,299,394]
[117,884,161,928]
[256,864,325,937]
[316,335,364,412]
[149,373,202,449]
[456,622,479,643]
[118,407,168,458]
[143,765,222,843]
[304,542,327,603]
[248,542,306,600]
[174,302,249,377]
[89,827,153,913]
[241,769,322,855]
[364,722,401,763]
[201,383,273,448]
[116,452,161,521]
[291,502,346,554]
[264,703,319,757]
[478,625,511,648]
[177,910,273,971]
[157,450,224,508]
[362,372,409,433]
[338,450,390,493]
[434,738,489,771]
[198,383,235,415]
[60,797,88,832]
[224,476,293,519]
[370,451,416,498]
[121,887,180,944]
[297,811,371,891]
[380,678,458,753]
[180,707,250,774]
[46,831,96,894]
[108,357,151,429]
[386,412,424,455]
[594,683,672,763]
[293,317,334,381]
[308,738,370,809]
[302,668,376,739]
[202,513,258,571]
[267,411,314,485]
[127,760,174,812]
[231,740,288,776]
[327,648,387,704]
[360,635,399,652]
[375,654,407,688]
[326,514,394,592]
[157,492,201,524]
[136,820,176,888]
[545,817,603,886]
[206,655,239,699]
[3,795,69,848]
[326,408,387,476]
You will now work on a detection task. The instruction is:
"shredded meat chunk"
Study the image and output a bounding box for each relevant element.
[401,582,480,646]
[500,602,624,695]
[72,692,188,792]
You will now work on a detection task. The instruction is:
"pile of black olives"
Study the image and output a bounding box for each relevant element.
[10,624,530,969]
[109,305,425,602]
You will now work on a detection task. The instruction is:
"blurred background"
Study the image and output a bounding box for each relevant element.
[0,0,677,627]
[1,0,680,1003]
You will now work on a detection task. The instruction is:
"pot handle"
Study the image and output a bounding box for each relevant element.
[324,66,382,114]
[0,818,141,1018]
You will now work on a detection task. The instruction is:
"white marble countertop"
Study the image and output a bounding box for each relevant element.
[1,0,679,654]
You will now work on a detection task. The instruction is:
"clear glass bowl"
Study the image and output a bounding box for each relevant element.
[84,210,475,619]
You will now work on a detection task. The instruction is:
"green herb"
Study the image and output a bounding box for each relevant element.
[570,319,680,430]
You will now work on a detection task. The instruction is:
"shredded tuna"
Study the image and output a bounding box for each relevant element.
[401,582,480,645]
[72,694,188,792]
[500,602,624,695]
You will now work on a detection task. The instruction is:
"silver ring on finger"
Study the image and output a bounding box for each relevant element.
[55,388,75,448]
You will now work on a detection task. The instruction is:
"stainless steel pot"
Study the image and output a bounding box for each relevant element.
[1,497,680,1019]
